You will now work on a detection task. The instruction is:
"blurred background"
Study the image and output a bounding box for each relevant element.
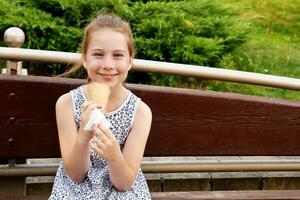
[0,0,299,100]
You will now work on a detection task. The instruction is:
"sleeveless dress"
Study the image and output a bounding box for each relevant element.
[49,85,151,200]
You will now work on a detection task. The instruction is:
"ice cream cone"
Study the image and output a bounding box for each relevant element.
[86,82,110,112]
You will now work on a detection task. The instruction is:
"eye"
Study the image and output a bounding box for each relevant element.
[114,53,124,58]
[93,52,103,57]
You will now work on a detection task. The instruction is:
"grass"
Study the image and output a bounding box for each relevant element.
[208,0,300,100]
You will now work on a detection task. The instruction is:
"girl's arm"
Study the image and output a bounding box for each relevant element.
[91,101,152,191]
[56,93,99,183]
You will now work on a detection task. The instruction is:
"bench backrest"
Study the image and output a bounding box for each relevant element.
[1,74,300,159]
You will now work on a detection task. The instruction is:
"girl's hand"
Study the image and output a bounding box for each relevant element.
[91,124,122,162]
[79,101,101,142]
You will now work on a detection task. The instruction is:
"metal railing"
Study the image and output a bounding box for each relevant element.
[2,159,300,176]
[1,46,300,90]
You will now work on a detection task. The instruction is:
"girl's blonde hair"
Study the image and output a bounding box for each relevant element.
[62,13,134,77]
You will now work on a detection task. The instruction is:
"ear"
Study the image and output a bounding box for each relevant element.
[128,57,133,70]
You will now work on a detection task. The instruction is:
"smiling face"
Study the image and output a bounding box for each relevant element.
[83,28,132,89]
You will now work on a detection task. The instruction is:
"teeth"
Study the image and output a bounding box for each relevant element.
[99,74,115,76]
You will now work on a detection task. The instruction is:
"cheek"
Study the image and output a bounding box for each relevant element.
[117,65,129,79]
[119,61,132,73]
[86,61,100,71]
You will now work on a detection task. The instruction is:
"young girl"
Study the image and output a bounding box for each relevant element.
[49,13,152,199]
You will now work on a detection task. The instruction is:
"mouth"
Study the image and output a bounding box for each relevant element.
[98,73,118,80]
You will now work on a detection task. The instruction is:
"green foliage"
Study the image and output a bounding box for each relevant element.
[23,0,132,28]
[0,1,81,51]
[130,0,248,63]
[0,0,83,75]
[0,0,249,83]
[128,0,249,86]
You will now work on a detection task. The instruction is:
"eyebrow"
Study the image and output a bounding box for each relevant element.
[114,50,126,53]
[91,48,126,53]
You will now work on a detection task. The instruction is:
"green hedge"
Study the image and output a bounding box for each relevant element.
[0,0,249,86]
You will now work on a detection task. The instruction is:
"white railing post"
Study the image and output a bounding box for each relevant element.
[2,27,27,75]
[0,29,27,196]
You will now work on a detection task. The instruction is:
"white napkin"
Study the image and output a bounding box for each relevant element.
[83,108,110,131]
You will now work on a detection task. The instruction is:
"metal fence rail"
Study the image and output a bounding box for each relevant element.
[1,47,300,90]
[2,159,300,177]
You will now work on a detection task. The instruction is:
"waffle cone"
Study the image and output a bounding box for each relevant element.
[86,82,110,112]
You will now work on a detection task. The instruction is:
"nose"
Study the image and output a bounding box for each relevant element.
[102,56,115,70]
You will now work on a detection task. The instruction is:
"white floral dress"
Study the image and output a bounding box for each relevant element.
[49,85,151,200]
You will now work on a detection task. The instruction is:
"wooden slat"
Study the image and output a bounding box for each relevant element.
[2,190,300,200]
[0,197,47,200]
[1,74,300,158]
[151,190,300,200]
[135,84,300,156]
[0,75,83,158]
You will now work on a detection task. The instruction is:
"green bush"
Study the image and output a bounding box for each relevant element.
[0,0,83,75]
[0,0,249,85]
[127,0,249,86]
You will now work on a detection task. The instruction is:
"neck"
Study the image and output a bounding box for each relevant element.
[109,84,127,99]
[106,85,129,112]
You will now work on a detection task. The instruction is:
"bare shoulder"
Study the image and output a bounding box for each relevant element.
[131,99,152,135]
[136,100,152,121]
[55,92,74,130]
[56,93,72,112]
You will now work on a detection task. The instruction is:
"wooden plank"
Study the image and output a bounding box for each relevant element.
[1,190,300,200]
[0,75,83,158]
[151,190,300,199]
[1,74,300,158]
[134,84,300,156]
[0,197,47,200]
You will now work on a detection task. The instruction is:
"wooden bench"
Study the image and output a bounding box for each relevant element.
[1,74,300,199]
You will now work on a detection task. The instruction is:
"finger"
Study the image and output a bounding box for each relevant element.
[81,100,96,113]
[85,103,101,114]
[90,142,104,155]
[93,136,105,148]
[81,103,98,123]
[98,123,114,140]
[93,124,109,143]
[82,105,101,123]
